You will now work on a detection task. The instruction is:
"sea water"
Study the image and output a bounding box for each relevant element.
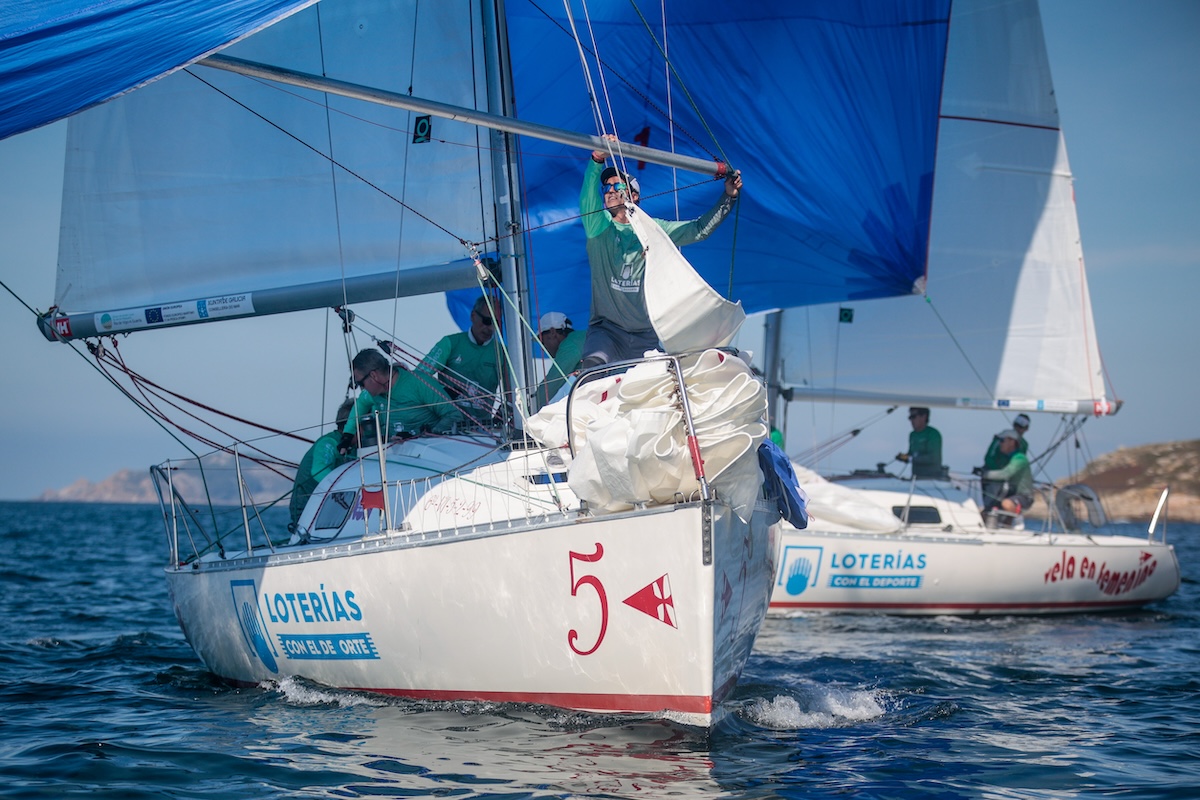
[1,501,1196,798]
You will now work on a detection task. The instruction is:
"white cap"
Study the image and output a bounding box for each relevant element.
[538,312,572,334]
[1013,413,1031,429]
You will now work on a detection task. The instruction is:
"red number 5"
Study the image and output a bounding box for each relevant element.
[568,544,608,656]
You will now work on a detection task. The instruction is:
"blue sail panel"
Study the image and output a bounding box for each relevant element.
[0,0,315,140]
[507,0,950,326]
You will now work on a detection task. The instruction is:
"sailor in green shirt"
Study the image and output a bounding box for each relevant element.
[896,406,944,479]
[344,349,464,442]
[418,295,503,422]
[984,413,1030,468]
[290,399,356,529]
[579,134,742,368]
[982,413,1030,509]
[531,311,585,410]
[981,429,1035,519]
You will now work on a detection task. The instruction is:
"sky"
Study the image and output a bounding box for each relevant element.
[1,0,1198,500]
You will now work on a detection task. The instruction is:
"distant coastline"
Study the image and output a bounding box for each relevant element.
[34,439,1200,523]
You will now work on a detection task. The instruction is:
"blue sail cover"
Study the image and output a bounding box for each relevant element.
[504,0,950,329]
[0,0,315,140]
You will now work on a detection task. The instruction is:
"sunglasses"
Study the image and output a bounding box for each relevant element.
[474,310,494,326]
[355,370,375,389]
[602,182,628,195]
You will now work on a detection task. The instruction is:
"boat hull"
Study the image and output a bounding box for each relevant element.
[167,498,778,726]
[770,527,1181,616]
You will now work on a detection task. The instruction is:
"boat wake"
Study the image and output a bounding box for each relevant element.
[734,685,890,730]
[267,676,388,709]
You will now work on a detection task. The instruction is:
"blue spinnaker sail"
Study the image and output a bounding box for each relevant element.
[503,1,951,330]
[0,0,315,140]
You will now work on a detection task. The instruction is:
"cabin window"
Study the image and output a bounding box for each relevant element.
[525,472,569,485]
[314,491,357,530]
[892,506,941,525]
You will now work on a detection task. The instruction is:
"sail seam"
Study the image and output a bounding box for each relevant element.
[939,114,1059,133]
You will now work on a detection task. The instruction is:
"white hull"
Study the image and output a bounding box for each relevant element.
[769,476,1180,615]
[164,436,779,726]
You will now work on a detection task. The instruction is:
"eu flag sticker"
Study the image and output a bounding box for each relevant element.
[145,307,163,324]
[839,307,854,323]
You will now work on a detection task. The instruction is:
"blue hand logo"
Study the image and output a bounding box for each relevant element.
[786,557,813,595]
[230,579,279,673]
[239,600,279,673]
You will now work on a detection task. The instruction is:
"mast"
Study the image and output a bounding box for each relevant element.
[762,310,784,429]
[482,0,533,396]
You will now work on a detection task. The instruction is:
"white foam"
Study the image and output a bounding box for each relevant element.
[265,676,384,708]
[745,686,888,729]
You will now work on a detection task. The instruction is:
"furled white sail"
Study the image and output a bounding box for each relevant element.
[52,1,495,339]
[777,0,1112,416]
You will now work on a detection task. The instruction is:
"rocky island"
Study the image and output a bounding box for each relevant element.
[1058,439,1199,523]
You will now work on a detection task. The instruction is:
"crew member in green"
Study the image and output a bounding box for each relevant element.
[344,349,463,443]
[981,413,1031,508]
[980,429,1035,521]
[896,406,944,479]
[290,399,356,529]
[531,311,585,410]
[579,133,742,368]
[418,295,503,421]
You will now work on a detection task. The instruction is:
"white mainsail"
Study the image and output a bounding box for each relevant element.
[54,1,495,339]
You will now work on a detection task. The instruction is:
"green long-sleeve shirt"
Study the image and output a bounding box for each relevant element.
[984,451,1034,498]
[343,369,464,439]
[418,330,501,396]
[580,159,735,332]
[983,434,1028,470]
[532,328,586,410]
[908,426,943,479]
[290,431,349,525]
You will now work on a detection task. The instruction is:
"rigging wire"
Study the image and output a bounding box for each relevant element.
[312,0,358,426]
[182,69,470,248]
[920,292,997,402]
[659,0,678,219]
[789,406,900,469]
[527,1,718,160]
[623,0,730,168]
[2,280,206,467]
[91,339,304,477]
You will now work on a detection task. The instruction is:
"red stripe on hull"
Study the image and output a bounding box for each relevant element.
[771,599,1156,613]
[361,687,713,715]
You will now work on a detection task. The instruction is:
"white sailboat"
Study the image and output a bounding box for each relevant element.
[760,0,1180,615]
[2,0,796,725]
